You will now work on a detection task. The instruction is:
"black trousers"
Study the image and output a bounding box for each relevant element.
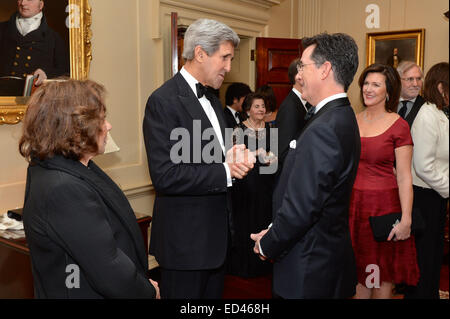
[160,264,225,299]
[404,186,448,299]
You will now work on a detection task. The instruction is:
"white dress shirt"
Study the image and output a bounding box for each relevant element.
[179,67,232,186]
[313,93,348,114]
[292,88,308,112]
[411,102,449,198]
[226,106,241,124]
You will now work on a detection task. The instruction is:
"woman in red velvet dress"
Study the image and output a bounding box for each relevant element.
[349,64,419,299]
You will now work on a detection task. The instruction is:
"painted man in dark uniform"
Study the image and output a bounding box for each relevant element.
[0,0,69,86]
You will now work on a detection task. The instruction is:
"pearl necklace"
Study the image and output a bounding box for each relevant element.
[247,118,264,130]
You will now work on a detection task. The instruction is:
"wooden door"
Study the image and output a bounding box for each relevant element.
[255,37,303,109]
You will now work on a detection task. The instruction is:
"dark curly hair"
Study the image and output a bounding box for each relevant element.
[302,33,359,92]
[19,78,107,163]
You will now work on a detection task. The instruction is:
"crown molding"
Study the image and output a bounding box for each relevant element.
[238,0,281,9]
[160,0,276,26]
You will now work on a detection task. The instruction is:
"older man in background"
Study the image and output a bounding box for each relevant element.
[396,61,425,128]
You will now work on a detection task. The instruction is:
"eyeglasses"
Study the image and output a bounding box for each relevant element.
[297,62,316,72]
[401,77,423,83]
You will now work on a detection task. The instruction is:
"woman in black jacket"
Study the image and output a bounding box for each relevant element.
[19,79,159,299]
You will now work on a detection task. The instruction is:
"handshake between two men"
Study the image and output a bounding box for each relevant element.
[225,144,256,179]
[226,144,278,179]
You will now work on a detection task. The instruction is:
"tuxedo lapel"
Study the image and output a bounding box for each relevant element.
[175,73,213,131]
[405,95,425,128]
[300,97,350,136]
[209,94,227,144]
[174,73,226,148]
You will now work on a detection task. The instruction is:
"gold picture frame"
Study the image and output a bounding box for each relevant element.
[0,0,92,125]
[366,29,425,69]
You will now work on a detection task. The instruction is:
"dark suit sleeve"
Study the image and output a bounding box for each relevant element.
[276,96,307,165]
[261,122,343,258]
[143,92,227,195]
[45,181,156,299]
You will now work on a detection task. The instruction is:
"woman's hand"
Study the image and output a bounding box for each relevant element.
[387,219,411,241]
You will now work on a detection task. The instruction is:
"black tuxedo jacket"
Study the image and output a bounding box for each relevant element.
[22,156,155,298]
[404,95,425,129]
[275,90,308,167]
[223,107,239,130]
[143,72,230,270]
[261,97,360,299]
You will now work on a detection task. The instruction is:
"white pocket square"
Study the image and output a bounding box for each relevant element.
[289,140,296,149]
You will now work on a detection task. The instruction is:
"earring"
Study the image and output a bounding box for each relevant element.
[386,95,389,102]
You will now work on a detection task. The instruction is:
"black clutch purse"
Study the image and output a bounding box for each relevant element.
[368,208,425,242]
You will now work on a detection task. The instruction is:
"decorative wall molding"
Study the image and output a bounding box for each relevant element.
[298,0,321,38]
[238,0,281,9]
[123,183,154,200]
[160,0,272,26]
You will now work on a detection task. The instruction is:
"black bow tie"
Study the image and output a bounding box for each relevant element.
[196,82,208,99]
[304,106,316,121]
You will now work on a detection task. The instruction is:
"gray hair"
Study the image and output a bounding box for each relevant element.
[396,61,423,77]
[182,19,240,60]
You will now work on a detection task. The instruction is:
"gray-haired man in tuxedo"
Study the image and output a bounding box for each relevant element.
[143,18,254,299]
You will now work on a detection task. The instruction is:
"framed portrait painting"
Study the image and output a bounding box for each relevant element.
[366,29,425,69]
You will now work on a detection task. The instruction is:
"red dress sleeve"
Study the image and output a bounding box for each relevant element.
[393,117,413,148]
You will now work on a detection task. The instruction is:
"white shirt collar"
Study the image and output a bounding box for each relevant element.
[226,106,238,116]
[400,96,417,103]
[180,67,202,98]
[292,88,308,110]
[314,93,348,114]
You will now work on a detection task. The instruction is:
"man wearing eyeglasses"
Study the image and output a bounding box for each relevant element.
[397,61,425,128]
[251,33,360,299]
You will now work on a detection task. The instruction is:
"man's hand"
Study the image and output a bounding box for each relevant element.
[149,279,161,299]
[250,228,269,261]
[33,68,47,86]
[226,144,255,179]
